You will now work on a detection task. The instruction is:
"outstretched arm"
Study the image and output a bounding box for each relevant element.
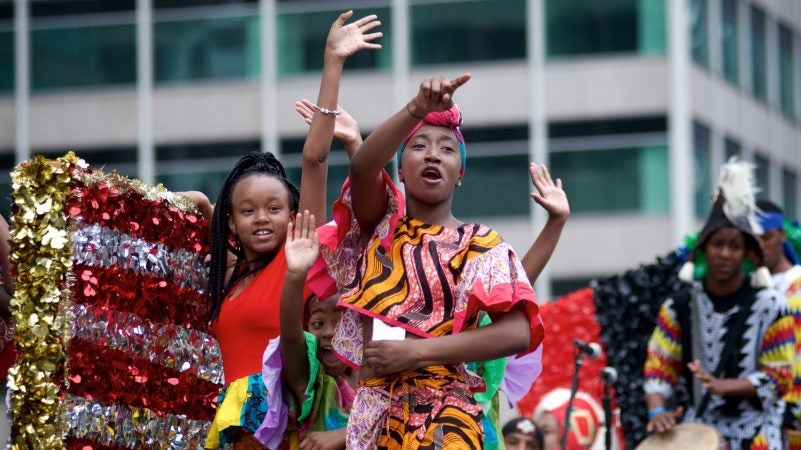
[521,163,569,282]
[295,99,362,159]
[349,74,471,233]
[298,11,382,222]
[280,211,320,405]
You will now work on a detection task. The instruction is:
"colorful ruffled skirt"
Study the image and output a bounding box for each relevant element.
[205,373,270,448]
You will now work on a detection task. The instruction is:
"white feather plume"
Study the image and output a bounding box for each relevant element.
[715,157,763,235]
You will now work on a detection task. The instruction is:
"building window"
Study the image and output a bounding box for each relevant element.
[154,14,260,83]
[452,154,531,218]
[721,0,738,86]
[277,7,391,76]
[411,0,525,65]
[754,153,769,199]
[549,117,669,215]
[156,140,259,200]
[750,5,767,102]
[691,0,708,67]
[783,169,798,219]
[724,137,740,160]
[155,0,257,8]
[546,0,665,57]
[779,24,795,120]
[31,23,136,90]
[693,121,712,219]
[31,1,134,17]
[446,125,530,218]
[282,127,532,219]
[0,152,15,218]
[0,31,12,92]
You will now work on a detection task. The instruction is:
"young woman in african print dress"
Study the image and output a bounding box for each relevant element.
[306,75,544,449]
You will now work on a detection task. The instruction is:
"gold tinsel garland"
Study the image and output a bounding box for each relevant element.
[8,152,85,449]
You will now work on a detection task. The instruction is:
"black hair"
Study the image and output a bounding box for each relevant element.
[756,199,783,214]
[502,418,544,449]
[208,151,299,321]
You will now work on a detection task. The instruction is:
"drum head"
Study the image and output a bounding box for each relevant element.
[636,423,720,450]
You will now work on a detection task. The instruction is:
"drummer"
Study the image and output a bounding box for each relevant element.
[643,159,794,450]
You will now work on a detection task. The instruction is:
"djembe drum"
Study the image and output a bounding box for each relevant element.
[636,423,724,450]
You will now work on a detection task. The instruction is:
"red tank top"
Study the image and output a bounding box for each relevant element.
[212,248,286,384]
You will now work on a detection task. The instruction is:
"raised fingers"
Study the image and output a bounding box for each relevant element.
[295,99,314,123]
[449,73,471,91]
[334,10,354,26]
[352,14,379,29]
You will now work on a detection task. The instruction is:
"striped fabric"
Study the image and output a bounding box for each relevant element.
[643,282,794,450]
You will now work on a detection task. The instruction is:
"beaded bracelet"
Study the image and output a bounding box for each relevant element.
[647,406,666,419]
[312,104,341,116]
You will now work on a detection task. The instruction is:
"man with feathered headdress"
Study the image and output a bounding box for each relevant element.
[643,158,795,450]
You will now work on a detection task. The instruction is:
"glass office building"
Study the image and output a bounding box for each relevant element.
[1,0,800,299]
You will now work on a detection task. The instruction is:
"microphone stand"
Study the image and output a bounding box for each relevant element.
[602,376,613,450]
[560,349,583,450]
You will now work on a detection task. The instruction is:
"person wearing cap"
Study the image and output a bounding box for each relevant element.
[643,159,795,449]
[503,417,544,450]
[756,200,801,294]
[756,200,801,448]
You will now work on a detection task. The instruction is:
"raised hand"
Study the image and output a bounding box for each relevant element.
[326,10,382,62]
[529,163,569,221]
[285,210,319,276]
[295,98,361,148]
[408,74,471,116]
[687,359,725,395]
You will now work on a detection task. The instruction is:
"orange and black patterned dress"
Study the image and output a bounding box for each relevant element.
[307,171,544,449]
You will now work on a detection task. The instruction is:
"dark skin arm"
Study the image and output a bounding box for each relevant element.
[349,74,471,233]
[520,163,569,282]
[645,393,684,433]
[687,359,757,397]
[362,303,530,377]
[279,211,319,405]
[298,11,381,222]
[295,99,363,159]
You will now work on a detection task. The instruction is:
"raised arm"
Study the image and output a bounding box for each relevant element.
[349,74,471,232]
[280,211,320,405]
[298,11,381,222]
[521,163,569,282]
[295,99,363,159]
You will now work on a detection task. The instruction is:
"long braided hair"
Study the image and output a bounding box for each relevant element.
[208,151,299,321]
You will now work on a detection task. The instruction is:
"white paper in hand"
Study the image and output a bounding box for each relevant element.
[372,318,406,341]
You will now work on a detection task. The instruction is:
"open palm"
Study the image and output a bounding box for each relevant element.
[326,11,382,61]
[285,211,319,275]
[530,163,569,220]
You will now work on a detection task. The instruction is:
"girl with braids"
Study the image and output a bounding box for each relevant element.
[305,75,544,449]
[204,11,381,449]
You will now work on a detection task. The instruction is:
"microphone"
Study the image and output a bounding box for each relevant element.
[573,339,602,359]
[601,366,618,383]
